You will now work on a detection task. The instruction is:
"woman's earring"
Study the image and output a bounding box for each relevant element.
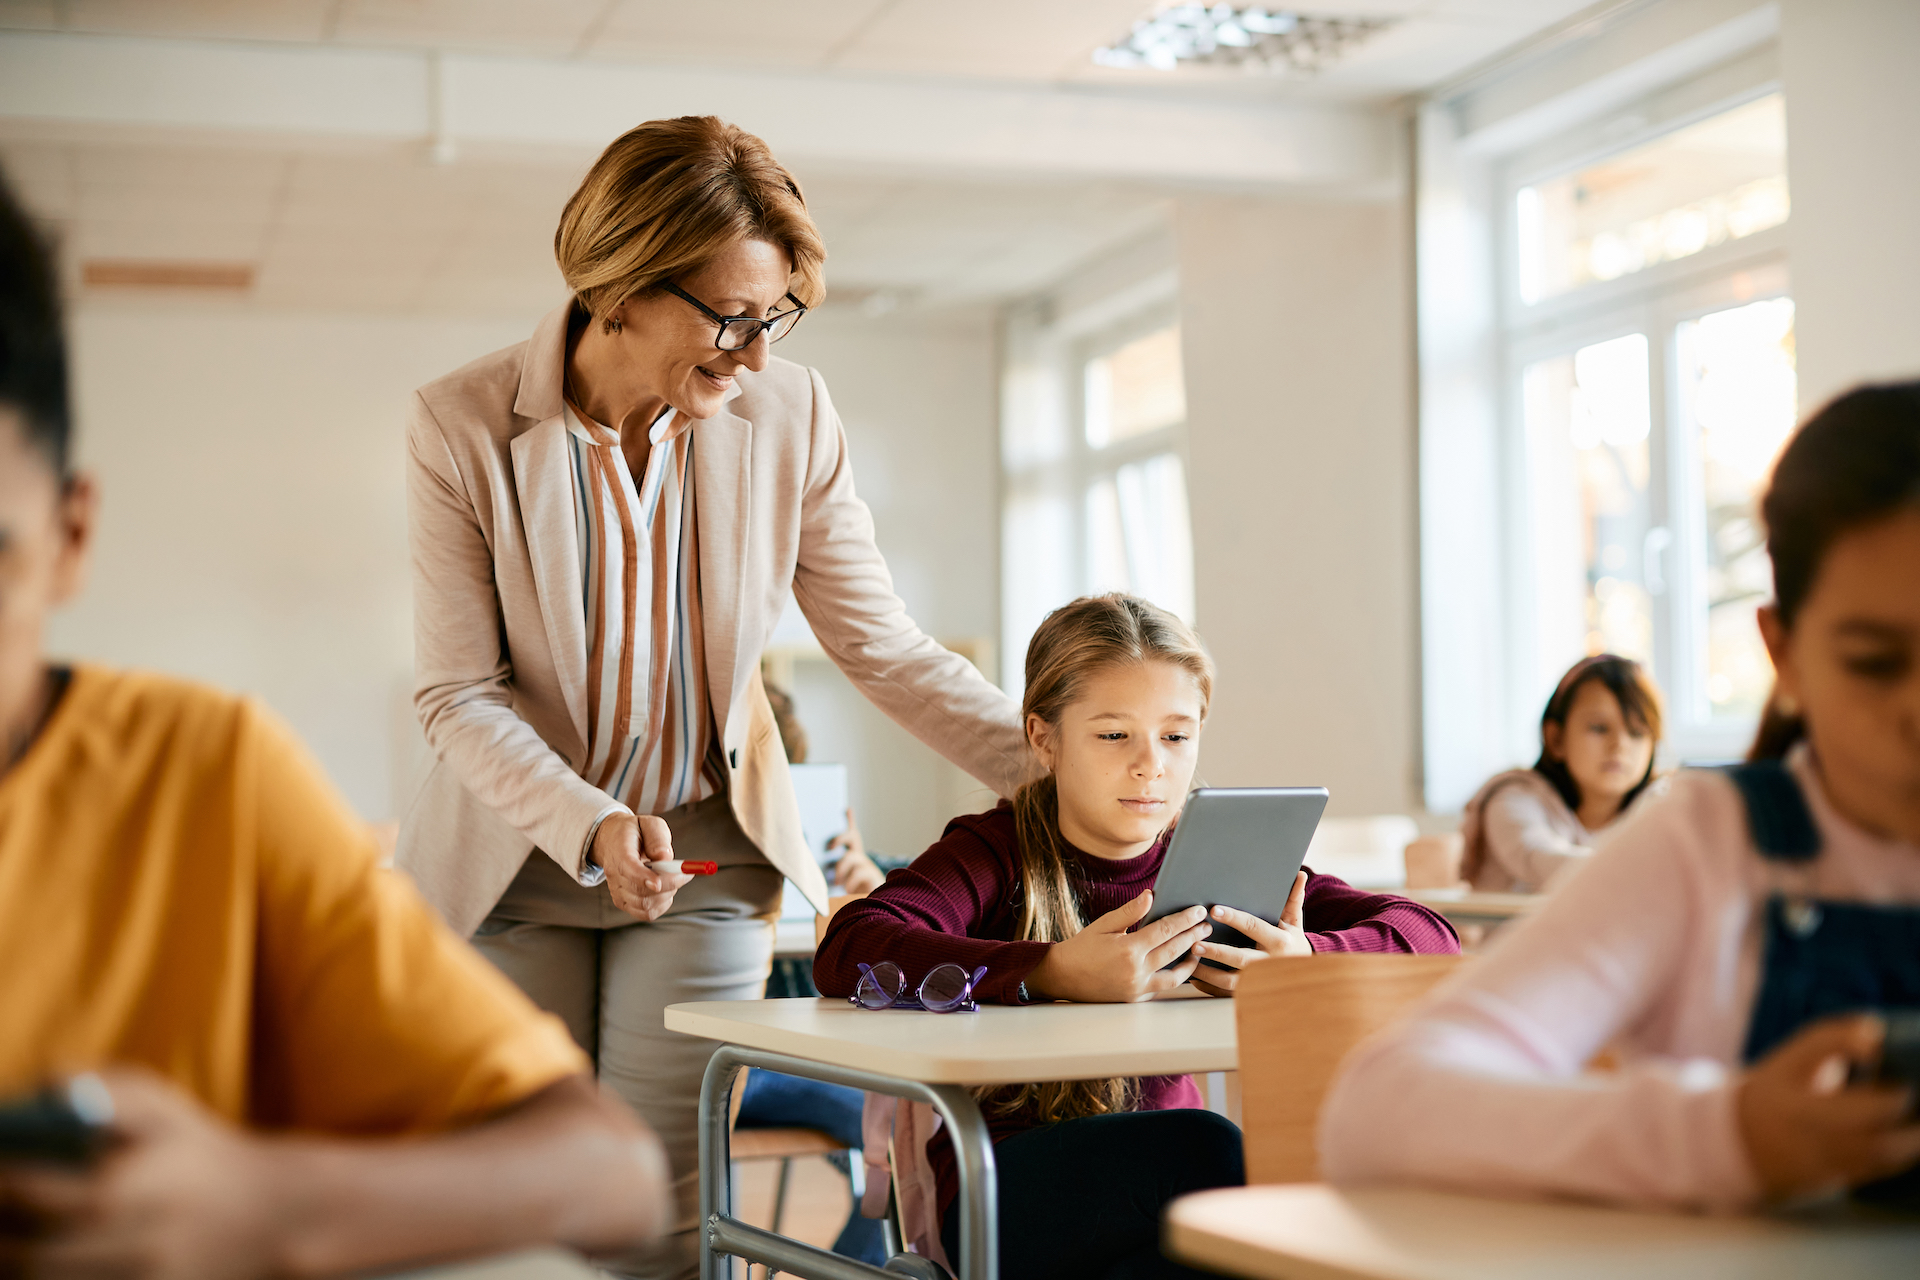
[1776,692,1801,717]
[602,315,622,335]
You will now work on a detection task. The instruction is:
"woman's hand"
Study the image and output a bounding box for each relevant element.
[1191,871,1313,998]
[1737,1014,1920,1202]
[828,810,884,895]
[1025,891,1209,1003]
[594,813,694,922]
[0,1068,288,1279]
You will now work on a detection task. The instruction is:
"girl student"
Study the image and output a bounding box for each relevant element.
[1458,654,1666,893]
[814,593,1459,1280]
[1320,382,1920,1210]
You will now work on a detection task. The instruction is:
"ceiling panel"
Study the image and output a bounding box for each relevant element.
[587,0,889,69]
[834,0,1149,80]
[332,0,607,56]
[59,0,334,40]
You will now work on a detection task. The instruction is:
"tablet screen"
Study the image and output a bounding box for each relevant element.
[1145,787,1329,963]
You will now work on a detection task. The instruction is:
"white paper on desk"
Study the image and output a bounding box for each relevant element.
[780,762,848,920]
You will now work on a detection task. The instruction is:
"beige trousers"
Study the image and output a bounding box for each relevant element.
[473,792,783,1280]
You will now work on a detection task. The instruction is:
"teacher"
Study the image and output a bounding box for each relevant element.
[396,116,1027,1276]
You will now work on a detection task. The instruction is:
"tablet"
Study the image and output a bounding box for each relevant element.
[1145,786,1330,964]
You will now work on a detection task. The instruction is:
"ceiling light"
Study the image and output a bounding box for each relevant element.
[1094,5,1397,74]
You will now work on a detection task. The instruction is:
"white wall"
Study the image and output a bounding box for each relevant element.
[55,305,535,821]
[1177,195,1418,818]
[52,299,1000,857]
[1779,0,1920,408]
[773,306,1007,861]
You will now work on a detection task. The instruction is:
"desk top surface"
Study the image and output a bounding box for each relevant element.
[664,992,1236,1084]
[1401,889,1538,919]
[1163,1184,1920,1280]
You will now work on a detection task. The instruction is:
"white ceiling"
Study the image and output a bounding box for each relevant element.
[0,1,1602,316]
[0,0,1602,102]
[0,130,1173,313]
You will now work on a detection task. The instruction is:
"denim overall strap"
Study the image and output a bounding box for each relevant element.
[1732,762,1920,1065]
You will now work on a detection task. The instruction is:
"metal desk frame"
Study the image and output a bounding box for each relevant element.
[698,1044,998,1280]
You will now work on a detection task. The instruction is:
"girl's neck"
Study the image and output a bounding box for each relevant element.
[1576,793,1624,831]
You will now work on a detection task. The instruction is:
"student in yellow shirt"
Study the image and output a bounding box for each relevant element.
[0,178,669,1276]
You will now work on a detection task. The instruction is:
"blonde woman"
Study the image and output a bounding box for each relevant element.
[397,116,1027,1277]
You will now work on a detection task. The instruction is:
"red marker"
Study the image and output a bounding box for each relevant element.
[647,860,717,875]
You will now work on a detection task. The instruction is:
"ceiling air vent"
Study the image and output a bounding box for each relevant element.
[1095,5,1398,74]
[81,260,256,291]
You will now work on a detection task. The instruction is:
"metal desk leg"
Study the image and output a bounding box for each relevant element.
[697,1045,999,1280]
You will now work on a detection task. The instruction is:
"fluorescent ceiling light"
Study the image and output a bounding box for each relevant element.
[1094,4,1397,74]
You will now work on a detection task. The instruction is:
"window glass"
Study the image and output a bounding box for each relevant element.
[1677,296,1797,719]
[1085,326,1186,447]
[1518,94,1788,303]
[1083,452,1195,621]
[1524,333,1655,670]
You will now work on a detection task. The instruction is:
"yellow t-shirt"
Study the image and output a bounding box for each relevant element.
[0,665,587,1133]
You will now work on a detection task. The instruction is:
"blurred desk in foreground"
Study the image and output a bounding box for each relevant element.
[1402,888,1539,924]
[381,1248,598,1279]
[1165,1184,1920,1280]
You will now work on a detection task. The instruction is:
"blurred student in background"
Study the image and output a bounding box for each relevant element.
[1459,654,1665,893]
[0,173,669,1278]
[1322,383,1920,1211]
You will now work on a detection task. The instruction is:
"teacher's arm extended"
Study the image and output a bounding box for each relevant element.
[789,369,1031,799]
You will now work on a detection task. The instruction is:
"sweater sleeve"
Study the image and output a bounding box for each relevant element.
[814,815,1052,1006]
[1317,783,1762,1212]
[1300,870,1460,954]
[1482,786,1590,892]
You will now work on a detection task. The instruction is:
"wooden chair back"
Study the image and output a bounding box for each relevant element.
[1234,953,1464,1184]
[1402,832,1465,890]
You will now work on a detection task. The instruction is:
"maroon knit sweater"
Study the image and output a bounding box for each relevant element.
[813,802,1460,1210]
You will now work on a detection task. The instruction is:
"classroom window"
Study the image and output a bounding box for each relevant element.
[1504,89,1791,760]
[1002,304,1194,691]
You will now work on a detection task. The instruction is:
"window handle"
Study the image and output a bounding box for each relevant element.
[1643,526,1673,596]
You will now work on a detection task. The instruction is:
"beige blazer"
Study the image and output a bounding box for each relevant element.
[397,300,1029,936]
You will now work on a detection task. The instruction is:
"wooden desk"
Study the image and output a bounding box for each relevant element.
[669,993,1238,1280]
[1164,1184,1920,1280]
[1401,889,1539,923]
[379,1248,598,1279]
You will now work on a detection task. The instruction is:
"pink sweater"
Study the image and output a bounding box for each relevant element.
[1320,747,1920,1211]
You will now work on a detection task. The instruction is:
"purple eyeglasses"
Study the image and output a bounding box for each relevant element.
[850,961,987,1013]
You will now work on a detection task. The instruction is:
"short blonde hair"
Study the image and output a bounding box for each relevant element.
[555,116,826,323]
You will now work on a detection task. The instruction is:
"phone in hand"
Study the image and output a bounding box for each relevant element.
[0,1075,114,1165]
[1876,1010,1920,1101]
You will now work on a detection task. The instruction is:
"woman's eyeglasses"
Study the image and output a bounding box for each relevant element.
[850,961,987,1013]
[665,283,807,351]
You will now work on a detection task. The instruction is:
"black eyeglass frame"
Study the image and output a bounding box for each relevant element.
[664,283,808,351]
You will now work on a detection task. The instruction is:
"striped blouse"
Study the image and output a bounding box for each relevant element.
[565,401,722,882]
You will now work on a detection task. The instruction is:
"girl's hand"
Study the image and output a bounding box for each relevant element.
[1737,1014,1920,1202]
[1026,890,1209,1003]
[833,850,884,896]
[594,813,694,922]
[1191,871,1312,998]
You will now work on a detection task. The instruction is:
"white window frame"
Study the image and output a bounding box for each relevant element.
[1000,266,1187,696]
[1493,81,1789,765]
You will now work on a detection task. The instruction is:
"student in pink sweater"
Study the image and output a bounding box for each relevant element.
[1322,381,1920,1210]
[817,594,1457,1279]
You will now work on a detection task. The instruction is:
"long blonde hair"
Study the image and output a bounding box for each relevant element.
[979,593,1214,1125]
